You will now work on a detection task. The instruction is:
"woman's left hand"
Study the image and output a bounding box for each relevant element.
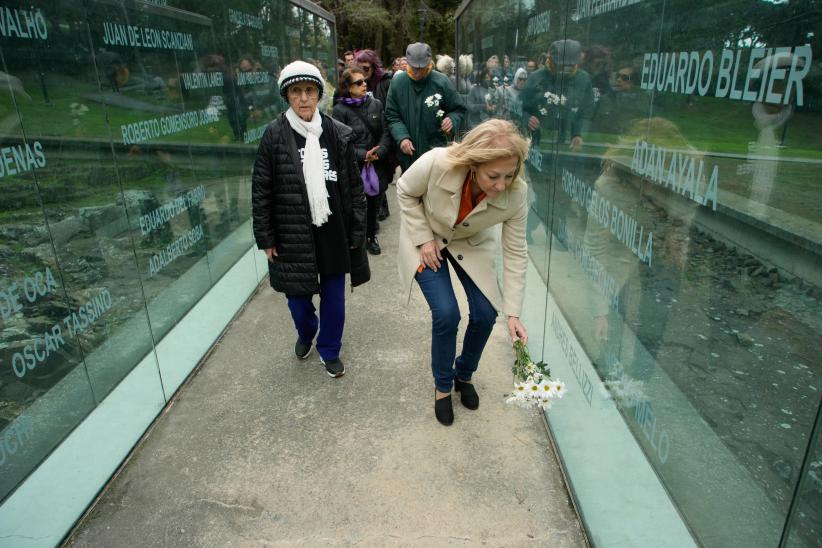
[507,316,528,344]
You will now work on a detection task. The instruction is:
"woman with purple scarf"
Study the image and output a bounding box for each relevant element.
[355,49,392,106]
[356,49,395,221]
[332,66,393,255]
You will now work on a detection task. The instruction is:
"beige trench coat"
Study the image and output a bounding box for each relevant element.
[396,147,528,318]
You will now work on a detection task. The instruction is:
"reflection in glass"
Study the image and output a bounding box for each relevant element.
[785,403,822,547]
[0,1,100,502]
[0,0,340,507]
[457,0,822,545]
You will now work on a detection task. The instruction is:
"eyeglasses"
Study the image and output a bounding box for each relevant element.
[360,65,372,72]
[351,79,367,86]
[288,86,319,98]
[616,73,631,82]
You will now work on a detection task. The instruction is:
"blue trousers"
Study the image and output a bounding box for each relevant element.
[286,273,345,362]
[415,250,498,393]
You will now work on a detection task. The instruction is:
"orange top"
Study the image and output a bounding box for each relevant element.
[455,173,485,225]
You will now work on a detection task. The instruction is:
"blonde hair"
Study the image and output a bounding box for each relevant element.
[446,119,531,179]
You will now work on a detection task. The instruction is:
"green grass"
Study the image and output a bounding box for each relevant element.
[1,72,268,146]
[584,95,822,160]
[649,95,822,160]
[534,94,822,223]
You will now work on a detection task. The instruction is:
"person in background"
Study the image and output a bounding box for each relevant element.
[356,48,396,222]
[309,58,336,115]
[396,119,530,425]
[238,55,269,124]
[200,53,246,141]
[485,54,501,79]
[501,54,514,81]
[592,62,648,136]
[385,42,466,171]
[501,67,527,125]
[466,65,497,129]
[526,59,539,74]
[343,51,355,67]
[457,54,475,91]
[509,68,528,100]
[393,57,408,73]
[252,60,368,379]
[357,49,392,105]
[436,54,457,89]
[333,66,392,255]
[520,39,594,151]
[582,45,613,117]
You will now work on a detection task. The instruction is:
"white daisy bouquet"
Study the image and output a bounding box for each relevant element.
[424,92,442,109]
[602,361,646,408]
[538,91,567,116]
[69,102,89,126]
[603,375,646,408]
[425,93,450,141]
[506,340,566,410]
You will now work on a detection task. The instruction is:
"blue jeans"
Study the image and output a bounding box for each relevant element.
[286,273,345,361]
[415,250,498,393]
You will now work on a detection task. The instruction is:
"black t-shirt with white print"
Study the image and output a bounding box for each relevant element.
[292,128,350,277]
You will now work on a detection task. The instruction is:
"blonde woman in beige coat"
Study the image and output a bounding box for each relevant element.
[397,119,530,425]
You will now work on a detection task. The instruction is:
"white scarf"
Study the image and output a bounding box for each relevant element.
[285,107,331,227]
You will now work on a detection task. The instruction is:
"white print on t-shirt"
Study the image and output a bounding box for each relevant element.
[298,147,338,182]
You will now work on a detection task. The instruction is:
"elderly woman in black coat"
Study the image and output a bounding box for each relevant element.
[332,66,393,255]
[355,49,395,222]
[252,60,368,378]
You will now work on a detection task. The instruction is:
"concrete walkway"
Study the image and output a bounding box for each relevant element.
[68,187,586,547]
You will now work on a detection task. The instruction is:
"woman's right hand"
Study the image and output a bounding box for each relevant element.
[265,247,278,262]
[418,240,442,272]
[365,146,379,163]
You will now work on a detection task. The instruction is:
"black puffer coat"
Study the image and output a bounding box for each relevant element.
[369,72,392,106]
[252,112,368,295]
[332,96,393,189]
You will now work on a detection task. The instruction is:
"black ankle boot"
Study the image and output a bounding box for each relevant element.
[366,237,381,255]
[434,393,454,425]
[454,378,479,410]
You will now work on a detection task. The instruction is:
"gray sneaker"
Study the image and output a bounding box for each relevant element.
[321,358,345,378]
[295,339,312,359]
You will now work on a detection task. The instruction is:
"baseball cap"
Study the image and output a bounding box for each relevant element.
[405,42,433,68]
[550,39,582,68]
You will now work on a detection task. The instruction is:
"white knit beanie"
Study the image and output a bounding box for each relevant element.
[278,60,324,99]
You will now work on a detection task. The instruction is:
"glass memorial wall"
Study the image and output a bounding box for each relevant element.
[456,0,822,546]
[0,0,335,530]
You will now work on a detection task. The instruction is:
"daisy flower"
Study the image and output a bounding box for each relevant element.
[551,380,567,399]
[539,381,555,398]
[507,339,563,411]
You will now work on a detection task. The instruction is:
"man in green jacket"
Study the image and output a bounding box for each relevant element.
[520,39,594,151]
[385,42,467,170]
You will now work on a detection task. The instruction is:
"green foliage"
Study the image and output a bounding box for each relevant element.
[512,340,551,382]
[341,0,394,38]
[318,0,459,63]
